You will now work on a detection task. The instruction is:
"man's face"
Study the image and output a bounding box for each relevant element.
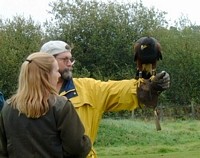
[55,51,75,80]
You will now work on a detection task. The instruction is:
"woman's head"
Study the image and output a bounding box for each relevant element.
[10,52,60,118]
[20,52,60,92]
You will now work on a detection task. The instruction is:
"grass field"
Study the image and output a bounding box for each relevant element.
[94,118,200,157]
[99,150,200,158]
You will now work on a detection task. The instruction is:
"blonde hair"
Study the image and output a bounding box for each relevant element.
[9,52,58,118]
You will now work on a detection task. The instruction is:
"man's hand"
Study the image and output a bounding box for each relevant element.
[151,71,170,92]
[137,71,170,108]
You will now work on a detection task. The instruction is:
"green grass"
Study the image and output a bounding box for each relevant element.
[99,150,200,158]
[94,119,200,157]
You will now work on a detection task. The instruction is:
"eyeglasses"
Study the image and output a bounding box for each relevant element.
[56,57,75,64]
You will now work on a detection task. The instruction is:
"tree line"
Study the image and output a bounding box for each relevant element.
[1,0,200,108]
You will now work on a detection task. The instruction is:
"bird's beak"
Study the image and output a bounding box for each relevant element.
[141,45,147,50]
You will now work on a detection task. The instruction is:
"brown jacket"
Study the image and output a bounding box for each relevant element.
[0,95,91,158]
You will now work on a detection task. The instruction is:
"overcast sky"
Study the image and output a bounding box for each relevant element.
[0,0,199,25]
[0,0,54,23]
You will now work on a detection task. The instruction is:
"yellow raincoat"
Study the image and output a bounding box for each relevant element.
[63,78,141,158]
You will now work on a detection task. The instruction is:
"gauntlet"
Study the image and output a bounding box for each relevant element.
[137,71,170,108]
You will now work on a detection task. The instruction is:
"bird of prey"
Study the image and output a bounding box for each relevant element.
[134,36,162,79]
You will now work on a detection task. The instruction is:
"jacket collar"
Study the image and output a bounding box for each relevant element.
[59,79,78,99]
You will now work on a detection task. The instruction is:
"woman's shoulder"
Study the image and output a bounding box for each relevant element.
[49,95,73,111]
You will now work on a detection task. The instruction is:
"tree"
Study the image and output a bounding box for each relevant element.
[44,0,167,79]
[0,16,43,98]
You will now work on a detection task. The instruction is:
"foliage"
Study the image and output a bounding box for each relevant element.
[44,0,200,105]
[153,25,200,105]
[45,0,167,79]
[0,16,43,98]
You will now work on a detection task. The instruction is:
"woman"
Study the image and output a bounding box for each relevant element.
[0,52,91,158]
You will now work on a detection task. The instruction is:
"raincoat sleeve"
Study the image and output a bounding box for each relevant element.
[73,78,141,112]
[97,78,141,112]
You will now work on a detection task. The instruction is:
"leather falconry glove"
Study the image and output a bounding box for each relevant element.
[137,71,170,108]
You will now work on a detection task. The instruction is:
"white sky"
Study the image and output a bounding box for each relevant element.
[0,0,199,25]
[0,0,55,23]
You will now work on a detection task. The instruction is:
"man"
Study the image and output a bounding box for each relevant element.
[40,40,170,158]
